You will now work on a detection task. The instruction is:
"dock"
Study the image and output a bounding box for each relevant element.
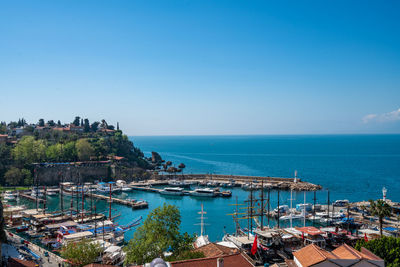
[86,193,149,210]
[19,193,45,203]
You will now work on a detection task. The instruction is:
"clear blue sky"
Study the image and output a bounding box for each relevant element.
[1,0,400,135]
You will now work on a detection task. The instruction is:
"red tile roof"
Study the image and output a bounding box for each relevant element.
[171,253,253,267]
[294,243,383,267]
[193,243,239,258]
[293,244,337,267]
[8,258,37,267]
[332,243,382,261]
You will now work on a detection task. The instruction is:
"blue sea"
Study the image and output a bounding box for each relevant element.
[18,135,400,242]
[132,135,400,202]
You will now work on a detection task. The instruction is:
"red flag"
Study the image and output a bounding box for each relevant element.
[364,233,368,242]
[251,235,258,255]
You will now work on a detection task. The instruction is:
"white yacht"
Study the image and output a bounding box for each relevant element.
[189,188,216,197]
[160,187,183,196]
[160,187,184,196]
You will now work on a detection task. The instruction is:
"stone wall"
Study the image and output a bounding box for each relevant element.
[35,164,151,185]
[35,164,110,185]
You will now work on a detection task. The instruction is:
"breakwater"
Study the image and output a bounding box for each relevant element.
[157,174,322,191]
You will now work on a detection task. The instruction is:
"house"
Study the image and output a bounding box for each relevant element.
[291,243,384,267]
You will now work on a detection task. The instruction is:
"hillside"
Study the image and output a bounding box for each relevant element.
[0,117,151,186]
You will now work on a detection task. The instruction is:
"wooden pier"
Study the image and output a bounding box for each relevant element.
[86,193,149,210]
[19,193,45,203]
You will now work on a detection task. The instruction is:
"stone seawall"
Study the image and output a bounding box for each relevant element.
[36,164,110,185]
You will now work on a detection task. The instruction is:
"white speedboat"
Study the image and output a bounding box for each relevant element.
[160,187,184,196]
[189,188,216,197]
[121,187,132,192]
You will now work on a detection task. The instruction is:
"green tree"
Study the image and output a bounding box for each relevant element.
[91,121,100,132]
[47,120,55,127]
[83,119,90,133]
[21,168,33,185]
[38,119,45,127]
[62,141,77,161]
[4,167,31,186]
[125,204,197,265]
[75,139,94,161]
[46,144,62,162]
[12,136,46,164]
[60,238,102,267]
[4,167,23,186]
[73,116,80,126]
[355,237,400,267]
[57,120,62,126]
[0,123,6,134]
[369,199,392,236]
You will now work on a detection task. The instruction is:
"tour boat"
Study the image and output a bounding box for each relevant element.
[189,188,216,197]
[47,191,58,196]
[30,188,44,198]
[3,191,17,201]
[160,187,184,196]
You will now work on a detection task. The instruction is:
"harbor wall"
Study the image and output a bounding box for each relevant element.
[158,173,298,182]
[35,164,110,185]
[35,164,151,185]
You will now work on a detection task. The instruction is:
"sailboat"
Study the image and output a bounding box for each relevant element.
[194,204,210,248]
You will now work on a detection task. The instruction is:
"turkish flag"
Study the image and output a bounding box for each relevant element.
[364,233,368,242]
[251,235,258,255]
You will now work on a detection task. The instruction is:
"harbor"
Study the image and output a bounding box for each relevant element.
[2,183,400,266]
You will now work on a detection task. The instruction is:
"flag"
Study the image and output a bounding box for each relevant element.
[251,235,258,255]
[364,233,368,242]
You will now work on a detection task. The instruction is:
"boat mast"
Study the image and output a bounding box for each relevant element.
[303,191,306,227]
[260,180,264,230]
[60,172,64,216]
[198,203,206,236]
[43,186,47,214]
[81,183,84,223]
[289,189,293,228]
[34,167,38,211]
[267,186,270,227]
[277,189,280,229]
[109,183,112,220]
[327,189,330,227]
[313,190,317,226]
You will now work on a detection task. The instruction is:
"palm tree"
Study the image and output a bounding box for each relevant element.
[369,199,392,236]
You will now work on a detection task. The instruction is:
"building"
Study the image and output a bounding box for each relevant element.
[291,243,384,267]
